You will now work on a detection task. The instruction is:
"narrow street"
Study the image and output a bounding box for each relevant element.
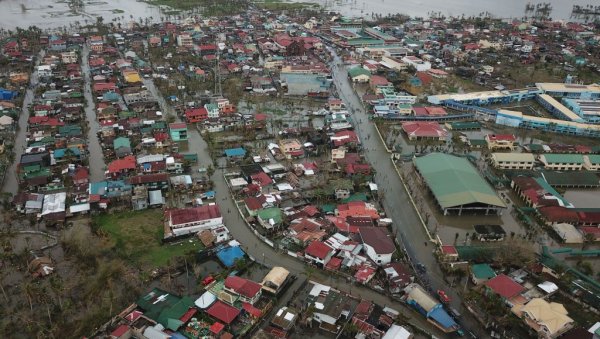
[329,52,486,337]
[210,167,449,338]
[141,78,212,169]
[2,50,44,196]
[81,45,107,182]
[143,56,454,338]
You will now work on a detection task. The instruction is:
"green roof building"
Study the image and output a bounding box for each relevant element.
[413,153,506,215]
[136,288,195,331]
[540,154,585,171]
[256,207,283,230]
[348,67,371,83]
[471,263,497,285]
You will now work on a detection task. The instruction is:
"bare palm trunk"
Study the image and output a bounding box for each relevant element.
[0,283,8,303]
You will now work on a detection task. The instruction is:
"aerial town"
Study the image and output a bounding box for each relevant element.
[0,0,599,338]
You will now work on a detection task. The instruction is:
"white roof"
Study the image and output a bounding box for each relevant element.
[69,203,90,214]
[276,183,294,191]
[0,115,14,125]
[137,154,164,164]
[537,281,559,294]
[41,192,67,216]
[404,283,438,312]
[230,177,248,187]
[491,152,535,163]
[383,324,412,339]
[551,223,583,243]
[149,190,164,205]
[194,291,217,309]
[536,82,600,94]
[309,282,331,297]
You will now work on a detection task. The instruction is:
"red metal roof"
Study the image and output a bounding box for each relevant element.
[110,324,129,338]
[337,201,379,220]
[169,122,187,130]
[441,245,458,255]
[242,302,262,318]
[484,274,525,299]
[167,205,221,226]
[325,256,343,270]
[206,301,240,324]
[250,172,273,187]
[209,322,225,334]
[179,308,197,323]
[224,276,262,299]
[402,121,448,138]
[107,155,136,173]
[304,241,332,259]
[128,173,169,185]
[327,216,359,234]
[354,265,376,283]
[486,134,516,141]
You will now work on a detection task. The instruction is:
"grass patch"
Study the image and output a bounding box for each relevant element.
[145,0,248,15]
[111,9,125,14]
[95,209,203,267]
[256,0,320,10]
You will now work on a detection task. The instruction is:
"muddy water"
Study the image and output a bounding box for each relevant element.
[82,44,108,181]
[0,0,162,29]
[298,0,584,20]
[2,50,44,196]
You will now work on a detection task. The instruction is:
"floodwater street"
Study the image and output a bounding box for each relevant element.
[81,44,107,182]
[2,50,44,196]
[136,73,448,335]
[328,50,488,337]
[140,77,213,169]
[210,163,450,338]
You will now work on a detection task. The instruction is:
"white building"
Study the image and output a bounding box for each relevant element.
[583,155,600,171]
[37,65,52,77]
[490,153,536,170]
[539,154,584,171]
[164,205,223,237]
[401,56,431,72]
[359,228,395,266]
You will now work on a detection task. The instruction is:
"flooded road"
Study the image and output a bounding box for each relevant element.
[0,0,162,29]
[136,75,449,335]
[328,51,487,337]
[2,50,44,196]
[141,78,213,170]
[82,44,107,182]
[211,164,450,338]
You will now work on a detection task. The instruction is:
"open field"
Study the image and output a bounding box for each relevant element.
[95,209,203,267]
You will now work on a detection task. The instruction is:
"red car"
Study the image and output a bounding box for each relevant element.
[437,290,451,304]
[202,276,215,286]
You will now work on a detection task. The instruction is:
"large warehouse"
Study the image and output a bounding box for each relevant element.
[413,153,506,215]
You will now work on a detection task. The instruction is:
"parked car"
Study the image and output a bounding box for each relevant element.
[437,289,451,304]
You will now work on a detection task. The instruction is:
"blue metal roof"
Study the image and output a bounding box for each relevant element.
[224,147,246,157]
[427,307,457,330]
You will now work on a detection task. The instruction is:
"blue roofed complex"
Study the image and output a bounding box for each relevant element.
[224,147,246,158]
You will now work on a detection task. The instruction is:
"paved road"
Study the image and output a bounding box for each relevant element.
[141,77,212,171]
[328,51,486,338]
[81,45,107,182]
[2,50,44,196]
[140,52,451,337]
[210,164,448,338]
